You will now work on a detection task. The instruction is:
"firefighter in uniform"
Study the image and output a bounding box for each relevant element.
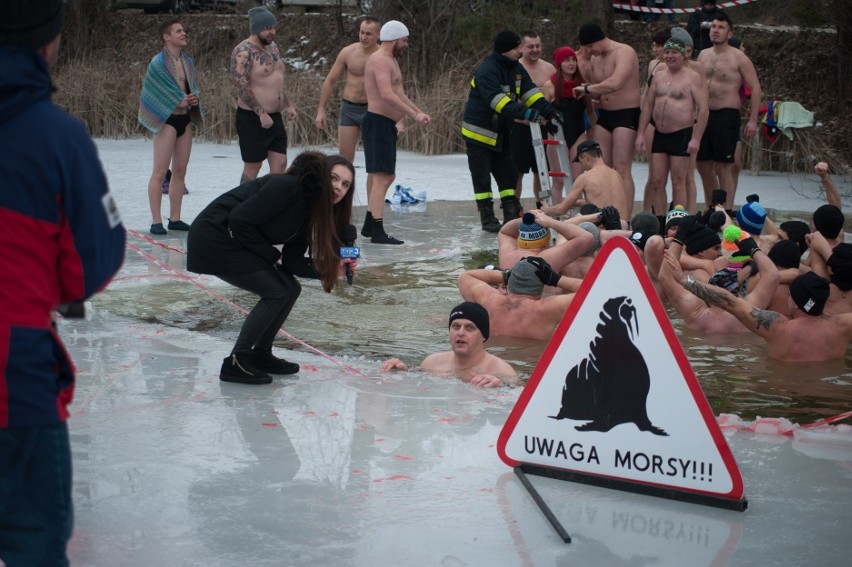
[462,30,563,232]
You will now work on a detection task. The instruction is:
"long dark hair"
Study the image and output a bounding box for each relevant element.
[287,152,354,292]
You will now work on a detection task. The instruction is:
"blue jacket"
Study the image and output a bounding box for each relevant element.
[461,50,558,151]
[0,48,126,427]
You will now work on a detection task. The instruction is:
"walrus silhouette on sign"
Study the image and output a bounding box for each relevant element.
[550,296,667,436]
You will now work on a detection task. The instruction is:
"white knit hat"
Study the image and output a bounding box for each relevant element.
[380,20,409,41]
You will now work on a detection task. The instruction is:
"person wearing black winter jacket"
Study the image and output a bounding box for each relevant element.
[462,30,563,233]
[187,152,356,384]
[687,0,726,55]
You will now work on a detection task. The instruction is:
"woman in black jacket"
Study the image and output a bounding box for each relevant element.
[187,152,356,384]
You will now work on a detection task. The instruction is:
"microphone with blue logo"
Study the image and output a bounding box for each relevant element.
[340,224,360,286]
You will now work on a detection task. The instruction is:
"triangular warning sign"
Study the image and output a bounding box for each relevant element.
[498,237,746,508]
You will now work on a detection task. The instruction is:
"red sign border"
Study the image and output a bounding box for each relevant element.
[497,236,745,501]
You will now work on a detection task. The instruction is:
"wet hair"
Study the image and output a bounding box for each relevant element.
[159,18,181,43]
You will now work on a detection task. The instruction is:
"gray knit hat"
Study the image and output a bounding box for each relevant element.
[0,0,64,49]
[249,6,276,35]
[507,259,544,297]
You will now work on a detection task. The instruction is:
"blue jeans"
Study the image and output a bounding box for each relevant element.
[0,423,72,567]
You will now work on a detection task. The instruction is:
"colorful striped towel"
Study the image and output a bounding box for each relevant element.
[138,49,203,134]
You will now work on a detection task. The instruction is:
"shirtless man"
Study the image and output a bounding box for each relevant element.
[458,257,577,341]
[513,31,557,204]
[659,228,780,334]
[572,23,641,218]
[230,7,297,183]
[498,210,595,271]
[314,17,380,234]
[542,139,628,220]
[381,302,516,388]
[696,12,761,210]
[362,20,431,244]
[636,39,708,216]
[671,261,852,362]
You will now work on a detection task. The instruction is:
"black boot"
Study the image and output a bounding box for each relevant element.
[500,196,521,224]
[477,200,501,233]
[220,354,273,385]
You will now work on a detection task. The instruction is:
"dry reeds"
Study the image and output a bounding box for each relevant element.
[52,56,472,156]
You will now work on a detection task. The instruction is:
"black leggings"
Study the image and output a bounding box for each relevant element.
[218,268,301,354]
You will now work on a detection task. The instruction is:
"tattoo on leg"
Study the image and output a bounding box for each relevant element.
[750,307,781,330]
[685,279,734,308]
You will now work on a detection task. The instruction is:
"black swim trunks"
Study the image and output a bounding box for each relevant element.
[235,107,288,163]
[697,108,740,163]
[362,111,397,174]
[510,121,539,175]
[596,107,641,132]
[651,126,693,157]
[164,113,191,138]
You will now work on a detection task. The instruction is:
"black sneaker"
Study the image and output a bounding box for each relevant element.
[167,219,191,231]
[150,223,167,235]
[371,233,404,245]
[249,350,300,375]
[220,354,273,384]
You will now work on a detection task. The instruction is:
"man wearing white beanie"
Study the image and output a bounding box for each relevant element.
[361,20,431,245]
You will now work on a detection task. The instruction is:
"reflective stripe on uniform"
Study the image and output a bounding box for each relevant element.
[461,122,498,147]
[498,188,516,198]
[520,88,544,107]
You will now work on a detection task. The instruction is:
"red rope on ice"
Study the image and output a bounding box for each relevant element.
[613,0,758,15]
[124,233,368,377]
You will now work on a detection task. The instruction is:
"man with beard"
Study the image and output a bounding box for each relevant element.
[230,6,297,183]
[696,12,761,210]
[362,20,431,245]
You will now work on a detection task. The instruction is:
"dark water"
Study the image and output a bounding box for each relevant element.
[108,202,852,424]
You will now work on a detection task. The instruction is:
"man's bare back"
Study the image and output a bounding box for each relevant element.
[572,164,627,217]
[475,292,570,341]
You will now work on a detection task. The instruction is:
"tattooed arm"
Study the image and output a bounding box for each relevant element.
[681,262,788,339]
[230,43,272,127]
